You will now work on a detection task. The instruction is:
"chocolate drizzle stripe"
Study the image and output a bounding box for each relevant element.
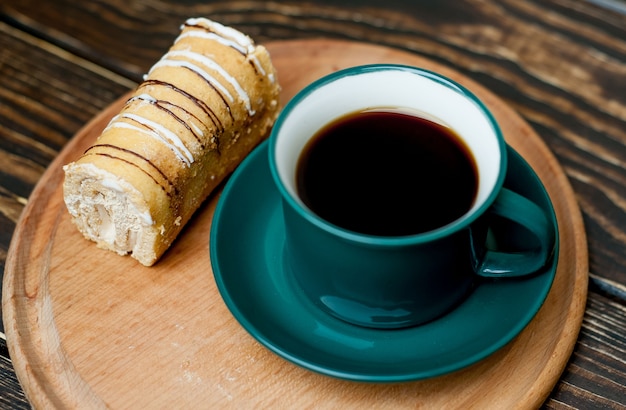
[141,80,225,134]
[129,95,206,149]
[161,50,254,115]
[157,101,205,149]
[83,144,178,197]
[180,23,265,79]
[247,59,261,76]
[179,65,235,122]
[113,114,192,165]
[158,100,208,148]
[182,24,248,57]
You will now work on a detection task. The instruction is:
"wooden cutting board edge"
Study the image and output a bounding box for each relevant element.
[2,39,588,409]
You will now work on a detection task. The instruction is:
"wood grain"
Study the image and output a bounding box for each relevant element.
[0,20,134,278]
[1,0,623,280]
[3,39,587,410]
[0,1,624,408]
[0,337,29,410]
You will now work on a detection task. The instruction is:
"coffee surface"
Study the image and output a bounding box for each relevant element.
[296,109,478,236]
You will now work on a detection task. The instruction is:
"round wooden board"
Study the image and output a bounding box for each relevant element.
[3,39,588,409]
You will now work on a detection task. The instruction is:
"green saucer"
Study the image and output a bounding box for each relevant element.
[210,140,558,382]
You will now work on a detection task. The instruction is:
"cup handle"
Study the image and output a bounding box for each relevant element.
[473,188,556,278]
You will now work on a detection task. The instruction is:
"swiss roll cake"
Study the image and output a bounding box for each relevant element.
[63,18,281,266]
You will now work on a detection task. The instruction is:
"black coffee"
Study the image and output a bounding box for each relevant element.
[296,108,478,236]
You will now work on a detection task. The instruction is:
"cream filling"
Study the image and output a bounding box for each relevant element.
[63,164,154,256]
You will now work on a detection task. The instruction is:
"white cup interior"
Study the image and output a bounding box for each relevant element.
[273,66,503,229]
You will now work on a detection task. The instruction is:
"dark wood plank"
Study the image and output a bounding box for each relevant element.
[0,336,29,409]
[0,20,135,320]
[0,21,134,406]
[546,290,626,409]
[0,0,625,408]
[2,0,625,286]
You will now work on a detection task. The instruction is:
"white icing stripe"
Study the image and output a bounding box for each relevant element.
[129,92,205,137]
[123,113,194,164]
[176,30,247,55]
[184,17,254,50]
[148,59,235,106]
[129,93,157,103]
[103,114,120,133]
[247,54,266,76]
[108,115,194,166]
[190,121,204,137]
[175,30,272,87]
[164,50,254,115]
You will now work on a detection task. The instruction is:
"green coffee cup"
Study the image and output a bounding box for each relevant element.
[269,65,556,329]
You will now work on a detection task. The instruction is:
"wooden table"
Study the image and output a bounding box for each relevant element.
[0,1,624,408]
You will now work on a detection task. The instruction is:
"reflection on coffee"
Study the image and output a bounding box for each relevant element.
[296,108,478,236]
